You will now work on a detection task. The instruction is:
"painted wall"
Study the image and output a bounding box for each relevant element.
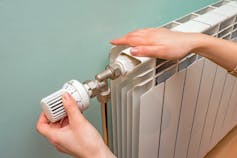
[0,0,219,157]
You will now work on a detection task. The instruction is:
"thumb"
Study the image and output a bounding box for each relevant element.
[130,46,167,59]
[62,92,85,125]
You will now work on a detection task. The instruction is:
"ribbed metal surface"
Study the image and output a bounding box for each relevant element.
[110,1,237,158]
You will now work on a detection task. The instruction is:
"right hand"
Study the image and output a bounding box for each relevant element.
[111,28,200,60]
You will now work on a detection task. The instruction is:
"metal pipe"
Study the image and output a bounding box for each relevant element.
[101,102,109,146]
[96,63,122,82]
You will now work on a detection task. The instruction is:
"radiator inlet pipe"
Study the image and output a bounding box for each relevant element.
[95,80,110,146]
[101,102,108,146]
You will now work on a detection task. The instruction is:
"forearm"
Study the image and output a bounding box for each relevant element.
[75,144,116,158]
[191,33,237,71]
[94,145,116,158]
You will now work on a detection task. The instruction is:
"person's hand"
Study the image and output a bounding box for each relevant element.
[36,93,115,158]
[111,28,200,60]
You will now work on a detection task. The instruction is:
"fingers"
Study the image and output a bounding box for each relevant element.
[62,93,85,126]
[111,30,148,46]
[130,46,168,59]
[110,37,128,45]
[110,36,141,46]
[60,117,69,127]
[111,36,150,46]
[110,28,159,46]
[36,113,55,138]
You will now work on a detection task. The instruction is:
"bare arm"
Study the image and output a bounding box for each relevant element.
[111,28,237,73]
[193,34,237,71]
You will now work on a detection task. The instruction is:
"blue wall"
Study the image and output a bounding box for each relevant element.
[0,0,218,157]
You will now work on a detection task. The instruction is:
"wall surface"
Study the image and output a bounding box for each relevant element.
[0,0,219,157]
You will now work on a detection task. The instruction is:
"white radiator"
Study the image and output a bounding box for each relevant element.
[110,1,237,158]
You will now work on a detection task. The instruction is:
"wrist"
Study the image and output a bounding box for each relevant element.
[188,33,217,58]
[188,33,208,54]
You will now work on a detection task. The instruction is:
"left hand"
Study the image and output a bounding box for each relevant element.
[36,93,115,158]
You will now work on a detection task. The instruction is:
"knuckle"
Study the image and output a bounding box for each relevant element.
[36,124,42,133]
[136,47,144,53]
[63,99,77,109]
[129,36,143,43]
[70,102,79,111]
[50,137,60,146]
[125,34,134,39]
[128,36,138,41]
[127,30,141,37]
[36,124,49,137]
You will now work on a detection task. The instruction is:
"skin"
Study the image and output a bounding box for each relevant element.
[37,28,237,158]
[36,93,116,158]
[111,28,237,71]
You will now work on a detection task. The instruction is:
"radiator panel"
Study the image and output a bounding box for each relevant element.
[198,66,227,157]
[223,81,237,135]
[231,84,237,129]
[138,83,164,158]
[159,70,186,158]
[187,59,217,158]
[174,59,204,158]
[121,70,154,158]
[110,1,237,158]
[132,79,154,158]
[210,74,236,148]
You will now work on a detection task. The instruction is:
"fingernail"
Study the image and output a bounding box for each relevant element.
[130,48,139,55]
[63,92,70,100]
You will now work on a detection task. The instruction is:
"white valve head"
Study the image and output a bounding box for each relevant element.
[40,80,90,123]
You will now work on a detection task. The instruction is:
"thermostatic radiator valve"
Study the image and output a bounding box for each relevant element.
[41,79,109,122]
[41,80,90,122]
